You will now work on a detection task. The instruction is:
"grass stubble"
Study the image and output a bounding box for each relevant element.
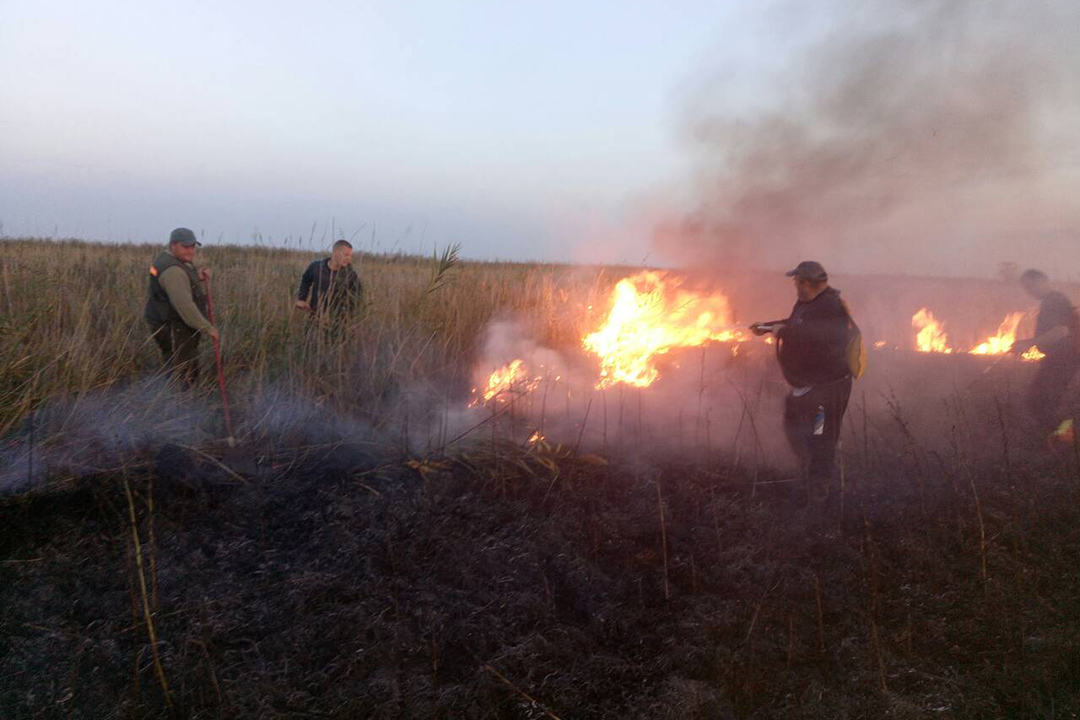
[1,237,1079,717]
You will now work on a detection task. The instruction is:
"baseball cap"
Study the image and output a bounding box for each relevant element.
[785,261,828,282]
[169,227,202,247]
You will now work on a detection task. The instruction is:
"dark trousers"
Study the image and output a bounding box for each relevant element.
[1027,356,1080,437]
[150,321,201,386]
[784,376,853,484]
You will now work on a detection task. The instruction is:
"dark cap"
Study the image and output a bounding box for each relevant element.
[785,261,828,282]
[169,228,201,247]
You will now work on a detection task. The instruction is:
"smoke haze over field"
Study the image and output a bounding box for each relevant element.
[3,1,1078,274]
[655,0,1080,279]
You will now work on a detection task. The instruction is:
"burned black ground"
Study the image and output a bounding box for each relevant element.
[3,435,1080,719]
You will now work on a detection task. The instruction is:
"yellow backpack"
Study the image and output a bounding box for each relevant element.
[841,299,867,380]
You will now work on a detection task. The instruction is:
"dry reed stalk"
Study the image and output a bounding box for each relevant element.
[27,416,34,490]
[483,664,564,720]
[601,389,607,456]
[190,639,227,707]
[726,380,767,496]
[993,390,1012,478]
[860,517,888,693]
[636,388,643,449]
[123,477,172,710]
[786,614,795,667]
[814,573,825,657]
[509,390,517,444]
[656,480,670,604]
[861,391,870,474]
[147,477,159,612]
[838,444,846,535]
[572,394,593,456]
[714,511,722,564]
[869,615,888,692]
[696,345,706,447]
[618,386,625,452]
[539,372,549,440]
[969,473,989,600]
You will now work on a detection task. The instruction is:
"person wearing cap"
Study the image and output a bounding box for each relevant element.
[751,261,856,498]
[144,228,219,385]
[1010,268,1080,441]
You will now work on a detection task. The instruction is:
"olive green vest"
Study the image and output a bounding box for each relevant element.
[144,251,208,328]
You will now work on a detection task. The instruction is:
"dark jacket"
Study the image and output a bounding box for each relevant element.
[1035,290,1080,361]
[297,259,362,314]
[145,251,208,329]
[770,287,852,387]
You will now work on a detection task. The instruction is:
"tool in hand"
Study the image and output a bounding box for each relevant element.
[203,275,235,445]
[750,323,782,336]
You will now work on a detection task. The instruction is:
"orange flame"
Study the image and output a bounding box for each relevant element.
[912,308,951,353]
[470,359,541,407]
[967,313,1043,360]
[582,271,743,388]
[1022,346,1045,362]
[969,313,1024,355]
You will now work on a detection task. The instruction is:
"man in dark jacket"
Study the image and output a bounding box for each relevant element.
[1010,268,1080,440]
[752,261,854,493]
[144,228,219,385]
[295,240,363,318]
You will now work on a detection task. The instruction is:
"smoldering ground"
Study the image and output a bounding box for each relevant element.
[4,335,1080,718]
[655,0,1080,278]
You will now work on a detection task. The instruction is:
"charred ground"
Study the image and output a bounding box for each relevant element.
[3,429,1080,719]
[3,239,1080,718]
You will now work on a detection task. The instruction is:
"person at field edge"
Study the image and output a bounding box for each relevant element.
[1010,268,1080,441]
[751,261,856,497]
[144,228,218,386]
[295,239,363,319]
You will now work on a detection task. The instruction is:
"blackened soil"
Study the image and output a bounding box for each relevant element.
[3,442,1080,719]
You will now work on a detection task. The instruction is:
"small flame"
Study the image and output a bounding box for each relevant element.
[583,271,743,389]
[470,359,541,407]
[912,308,951,353]
[527,431,544,444]
[1022,346,1045,362]
[874,341,887,349]
[969,313,1024,355]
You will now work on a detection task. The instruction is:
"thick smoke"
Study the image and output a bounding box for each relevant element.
[656,0,1080,278]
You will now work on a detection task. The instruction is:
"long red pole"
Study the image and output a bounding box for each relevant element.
[203,276,234,439]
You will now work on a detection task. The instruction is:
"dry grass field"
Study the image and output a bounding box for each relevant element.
[3,238,1080,719]
[0,238,631,436]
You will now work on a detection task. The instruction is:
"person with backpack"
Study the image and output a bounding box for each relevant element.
[1010,268,1080,443]
[144,228,219,386]
[751,261,864,497]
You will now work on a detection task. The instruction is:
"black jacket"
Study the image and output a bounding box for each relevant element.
[297,259,362,314]
[1035,290,1080,360]
[770,287,852,387]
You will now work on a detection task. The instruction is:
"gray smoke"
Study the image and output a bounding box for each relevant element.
[656,0,1080,278]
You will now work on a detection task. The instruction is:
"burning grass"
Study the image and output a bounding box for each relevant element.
[3,238,1080,717]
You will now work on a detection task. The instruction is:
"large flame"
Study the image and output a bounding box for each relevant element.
[583,270,742,388]
[470,359,541,407]
[912,308,951,353]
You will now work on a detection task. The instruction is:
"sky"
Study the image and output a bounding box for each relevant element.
[2,1,1078,276]
[0,0,761,263]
